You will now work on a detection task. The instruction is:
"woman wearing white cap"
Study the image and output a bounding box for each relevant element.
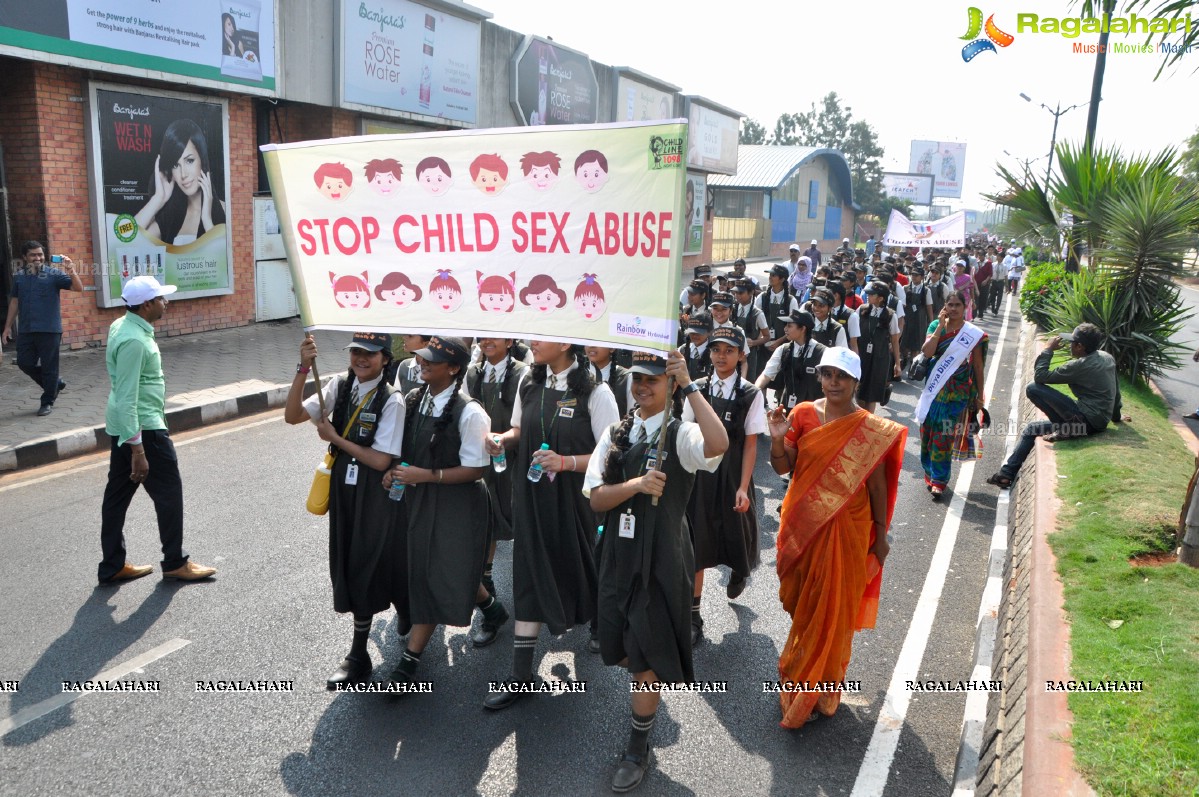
[766,347,906,728]
[585,349,727,791]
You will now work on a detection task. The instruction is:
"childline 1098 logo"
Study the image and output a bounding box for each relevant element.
[648,135,684,170]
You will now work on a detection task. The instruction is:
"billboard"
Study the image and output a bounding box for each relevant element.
[685,98,740,175]
[261,121,688,353]
[0,1,276,93]
[338,0,481,125]
[510,35,598,127]
[87,83,234,308]
[882,172,935,205]
[684,173,705,255]
[613,70,677,122]
[909,141,967,199]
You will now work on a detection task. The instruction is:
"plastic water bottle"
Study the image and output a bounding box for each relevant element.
[491,436,507,473]
[527,443,550,482]
[389,462,409,501]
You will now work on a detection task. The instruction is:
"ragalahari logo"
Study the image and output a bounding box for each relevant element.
[960,8,1015,61]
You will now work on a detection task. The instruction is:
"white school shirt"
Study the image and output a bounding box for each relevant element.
[412,383,492,467]
[594,361,635,414]
[762,339,823,381]
[509,361,620,442]
[303,372,406,457]
[582,412,721,497]
[810,318,849,348]
[681,373,767,435]
[865,305,901,335]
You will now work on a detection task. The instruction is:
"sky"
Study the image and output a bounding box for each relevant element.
[472,0,1198,210]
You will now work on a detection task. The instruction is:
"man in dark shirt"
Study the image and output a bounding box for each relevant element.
[2,240,82,416]
[988,323,1126,489]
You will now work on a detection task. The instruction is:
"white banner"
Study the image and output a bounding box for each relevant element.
[882,209,966,248]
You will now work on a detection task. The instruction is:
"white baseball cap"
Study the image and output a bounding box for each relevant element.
[817,346,861,381]
[810,239,818,245]
[842,237,850,243]
[122,275,177,306]
[789,243,800,251]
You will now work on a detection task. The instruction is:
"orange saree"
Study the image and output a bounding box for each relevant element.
[776,404,906,729]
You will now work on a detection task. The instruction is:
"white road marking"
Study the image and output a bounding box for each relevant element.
[851,293,1014,797]
[0,416,280,494]
[0,638,190,737]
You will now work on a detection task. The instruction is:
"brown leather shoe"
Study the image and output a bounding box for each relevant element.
[99,563,153,585]
[162,561,217,581]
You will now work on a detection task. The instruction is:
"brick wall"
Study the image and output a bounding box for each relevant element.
[0,60,332,348]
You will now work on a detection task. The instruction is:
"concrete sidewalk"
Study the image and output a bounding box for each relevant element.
[0,319,345,472]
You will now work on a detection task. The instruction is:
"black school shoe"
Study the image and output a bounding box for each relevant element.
[690,616,703,647]
[611,749,653,793]
[326,655,372,690]
[37,404,53,416]
[726,573,747,600]
[471,598,510,647]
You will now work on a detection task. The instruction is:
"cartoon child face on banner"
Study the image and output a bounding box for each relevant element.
[374,272,422,308]
[429,270,464,312]
[574,150,609,194]
[417,157,453,196]
[520,274,567,314]
[573,274,606,321]
[477,271,516,313]
[365,158,403,197]
[314,163,353,200]
[330,272,370,309]
[470,154,509,196]
[521,151,561,191]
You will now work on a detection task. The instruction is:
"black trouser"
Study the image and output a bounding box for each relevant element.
[99,430,188,581]
[975,282,990,318]
[989,280,1004,314]
[999,383,1098,480]
[15,331,61,407]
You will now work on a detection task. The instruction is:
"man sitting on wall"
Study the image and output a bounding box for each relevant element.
[987,323,1127,489]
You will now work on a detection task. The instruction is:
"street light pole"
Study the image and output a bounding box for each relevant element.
[1019,93,1086,187]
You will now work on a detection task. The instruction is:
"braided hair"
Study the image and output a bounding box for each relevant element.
[758,271,794,314]
[601,387,683,486]
[404,364,467,467]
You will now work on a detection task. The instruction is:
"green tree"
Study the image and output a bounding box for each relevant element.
[1077,0,1199,77]
[988,142,1199,382]
[1182,127,1199,184]
[769,112,805,146]
[739,118,767,145]
[844,120,885,212]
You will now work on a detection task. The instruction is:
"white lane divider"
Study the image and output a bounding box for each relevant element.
[0,416,280,494]
[851,292,1014,797]
[0,637,190,737]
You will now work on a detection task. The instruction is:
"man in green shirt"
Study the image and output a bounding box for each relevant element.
[988,323,1126,489]
[98,276,216,584]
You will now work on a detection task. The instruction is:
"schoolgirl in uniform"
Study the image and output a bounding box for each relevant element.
[284,332,406,688]
[679,312,714,381]
[463,337,528,646]
[731,279,770,380]
[685,327,766,645]
[856,282,902,413]
[585,350,727,792]
[758,265,802,363]
[482,342,620,709]
[383,336,496,687]
[755,310,827,412]
[807,289,850,350]
[900,266,934,371]
[395,334,431,394]
[825,282,861,352]
[586,345,633,417]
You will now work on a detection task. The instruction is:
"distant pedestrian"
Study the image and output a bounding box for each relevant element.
[804,240,822,268]
[2,240,82,416]
[865,234,877,258]
[285,330,405,687]
[98,276,216,585]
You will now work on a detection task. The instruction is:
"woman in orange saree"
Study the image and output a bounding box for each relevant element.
[767,347,906,729]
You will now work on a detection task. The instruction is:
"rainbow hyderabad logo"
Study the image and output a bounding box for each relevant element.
[960,7,1015,61]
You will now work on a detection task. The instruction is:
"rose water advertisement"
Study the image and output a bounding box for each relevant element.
[88,83,234,308]
[339,0,481,125]
[262,121,689,353]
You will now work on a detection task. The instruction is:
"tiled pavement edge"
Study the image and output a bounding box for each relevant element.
[0,320,346,472]
[976,324,1094,797]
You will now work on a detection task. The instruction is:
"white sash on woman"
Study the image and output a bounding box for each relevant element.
[915,321,983,424]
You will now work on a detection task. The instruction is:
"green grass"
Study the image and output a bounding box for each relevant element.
[1047,374,1199,797]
